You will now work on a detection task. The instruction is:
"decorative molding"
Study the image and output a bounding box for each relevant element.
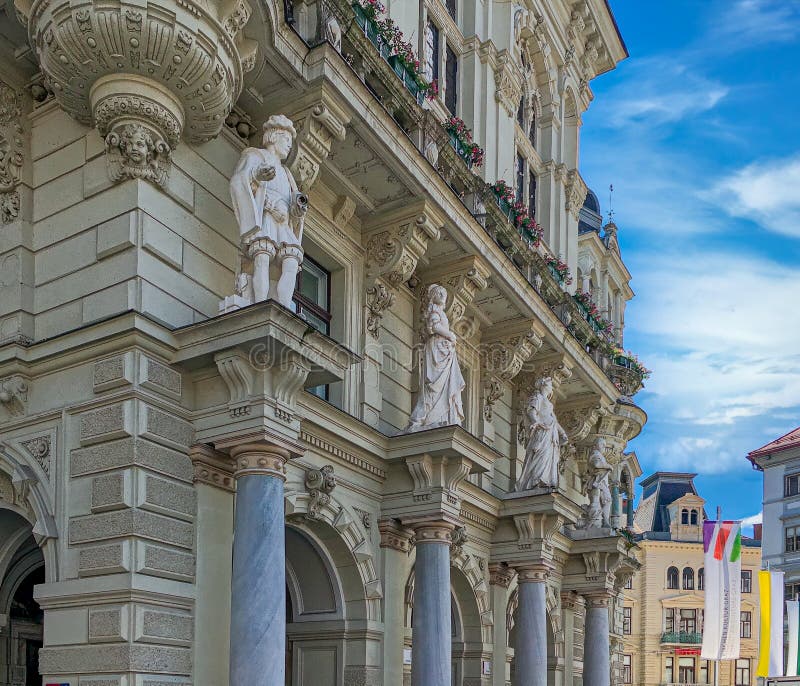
[378,518,413,553]
[556,396,606,442]
[494,52,524,117]
[0,83,24,224]
[515,562,552,583]
[104,122,171,187]
[20,436,51,477]
[332,194,356,227]
[189,444,235,492]
[299,430,386,480]
[365,282,395,339]
[512,512,564,558]
[214,350,253,418]
[230,443,290,480]
[565,169,589,219]
[450,525,467,557]
[304,464,336,519]
[488,562,516,588]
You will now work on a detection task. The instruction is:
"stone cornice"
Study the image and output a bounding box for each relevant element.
[378,518,413,552]
[189,443,235,492]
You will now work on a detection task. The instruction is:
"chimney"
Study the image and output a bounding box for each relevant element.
[753,523,763,541]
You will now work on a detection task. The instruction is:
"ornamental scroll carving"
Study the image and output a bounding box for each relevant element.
[305,464,336,519]
[0,84,24,224]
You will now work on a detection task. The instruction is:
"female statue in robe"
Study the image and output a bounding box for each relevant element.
[406,284,465,431]
[516,376,568,490]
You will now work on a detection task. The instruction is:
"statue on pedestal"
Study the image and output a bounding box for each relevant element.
[580,437,612,529]
[222,114,308,312]
[405,284,465,432]
[516,376,568,490]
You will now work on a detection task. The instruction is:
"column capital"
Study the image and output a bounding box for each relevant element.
[514,561,553,583]
[409,519,456,545]
[230,442,292,480]
[583,591,612,609]
[560,590,582,611]
[489,562,517,588]
[189,444,235,492]
[378,519,414,553]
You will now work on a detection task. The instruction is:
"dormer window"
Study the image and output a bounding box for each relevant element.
[690,510,699,525]
[681,508,689,525]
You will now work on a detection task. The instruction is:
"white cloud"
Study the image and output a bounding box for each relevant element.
[741,511,763,526]
[712,0,800,47]
[709,155,800,237]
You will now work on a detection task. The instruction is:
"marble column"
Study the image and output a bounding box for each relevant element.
[229,443,290,686]
[610,481,621,528]
[583,594,611,686]
[513,565,549,686]
[626,497,635,528]
[489,564,516,686]
[411,521,454,686]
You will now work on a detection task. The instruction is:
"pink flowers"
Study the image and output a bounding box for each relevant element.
[548,258,573,285]
[489,181,542,244]
[491,180,515,204]
[442,117,485,167]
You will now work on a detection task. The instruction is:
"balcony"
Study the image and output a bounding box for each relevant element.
[607,354,647,397]
[661,631,702,645]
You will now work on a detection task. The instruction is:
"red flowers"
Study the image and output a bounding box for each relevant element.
[442,117,485,167]
[548,258,573,285]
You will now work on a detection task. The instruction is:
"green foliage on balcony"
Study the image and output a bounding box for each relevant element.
[660,631,702,644]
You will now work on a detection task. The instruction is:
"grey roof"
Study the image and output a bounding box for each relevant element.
[635,472,700,534]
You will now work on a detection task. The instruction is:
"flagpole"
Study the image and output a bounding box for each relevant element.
[714,506,721,686]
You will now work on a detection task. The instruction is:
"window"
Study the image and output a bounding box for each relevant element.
[741,611,752,638]
[664,657,674,684]
[444,0,457,21]
[664,608,675,633]
[515,153,525,202]
[444,43,458,114]
[787,581,800,600]
[700,659,714,684]
[293,257,331,400]
[679,609,697,634]
[735,658,751,686]
[698,567,704,591]
[786,473,800,497]
[623,607,632,635]
[294,257,331,335]
[786,525,800,552]
[425,21,440,83]
[529,106,536,146]
[528,173,537,214]
[623,655,631,684]
[517,97,525,128]
[667,566,679,589]
[681,508,689,524]
[683,567,695,590]
[741,570,752,593]
[624,575,633,590]
[678,657,696,684]
[691,509,699,525]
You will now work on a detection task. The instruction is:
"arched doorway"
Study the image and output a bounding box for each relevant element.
[0,509,45,686]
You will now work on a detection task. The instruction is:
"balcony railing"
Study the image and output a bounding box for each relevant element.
[317,1,647,398]
[661,631,702,644]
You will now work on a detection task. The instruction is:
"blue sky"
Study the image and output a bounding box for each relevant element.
[579,0,800,527]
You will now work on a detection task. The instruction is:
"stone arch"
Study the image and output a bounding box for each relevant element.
[284,489,381,621]
[0,443,58,581]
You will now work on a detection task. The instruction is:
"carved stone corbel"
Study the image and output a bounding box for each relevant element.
[305,464,336,519]
[555,396,606,443]
[23,0,257,187]
[494,53,524,117]
[289,101,349,191]
[0,375,29,416]
[481,322,544,421]
[565,169,589,219]
[512,511,564,559]
[363,209,441,338]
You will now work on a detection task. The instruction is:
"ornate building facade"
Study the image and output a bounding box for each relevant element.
[0,1,647,685]
[625,473,762,686]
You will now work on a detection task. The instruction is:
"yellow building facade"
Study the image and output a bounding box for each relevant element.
[623,473,761,686]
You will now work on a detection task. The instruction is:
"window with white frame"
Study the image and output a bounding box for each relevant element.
[664,657,674,684]
[444,42,458,114]
[741,611,752,638]
[735,658,751,686]
[741,569,752,593]
[623,606,631,635]
[786,525,800,552]
[424,20,440,83]
[623,655,631,684]
[294,257,331,400]
[787,472,800,497]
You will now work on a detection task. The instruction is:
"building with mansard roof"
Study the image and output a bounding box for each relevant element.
[623,473,762,686]
[0,1,647,685]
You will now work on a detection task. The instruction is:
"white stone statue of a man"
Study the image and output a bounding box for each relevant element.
[223,114,308,312]
[582,437,612,528]
[405,284,465,432]
[516,376,568,490]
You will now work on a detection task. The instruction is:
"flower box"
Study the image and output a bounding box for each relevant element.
[447,130,473,169]
[387,55,425,104]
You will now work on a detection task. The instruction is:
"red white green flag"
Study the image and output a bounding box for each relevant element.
[700,520,742,660]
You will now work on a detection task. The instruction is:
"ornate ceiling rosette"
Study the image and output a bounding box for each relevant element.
[22,0,257,182]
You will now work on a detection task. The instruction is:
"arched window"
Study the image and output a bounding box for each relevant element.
[690,510,699,525]
[681,508,689,525]
[517,97,525,128]
[698,568,705,591]
[667,566,679,589]
[683,567,695,590]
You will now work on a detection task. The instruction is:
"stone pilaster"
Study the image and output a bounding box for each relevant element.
[409,520,456,686]
[379,519,414,686]
[489,563,515,686]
